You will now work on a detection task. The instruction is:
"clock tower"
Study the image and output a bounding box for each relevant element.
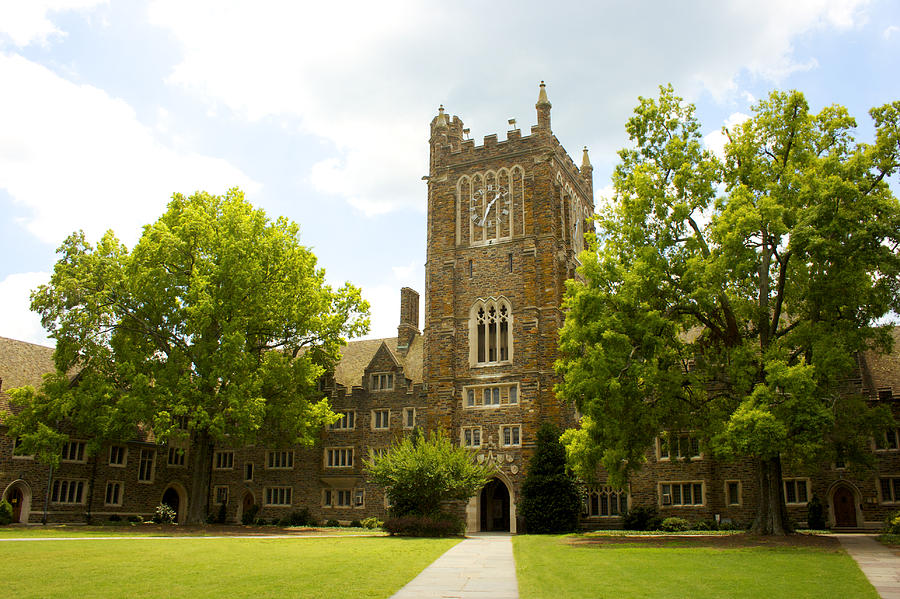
[422,83,594,532]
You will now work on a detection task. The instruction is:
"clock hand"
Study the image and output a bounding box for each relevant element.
[480,192,499,226]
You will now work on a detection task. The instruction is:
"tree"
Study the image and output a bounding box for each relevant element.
[519,422,581,533]
[556,86,900,535]
[365,429,495,517]
[2,189,369,523]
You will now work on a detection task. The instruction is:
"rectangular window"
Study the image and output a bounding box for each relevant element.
[12,437,33,459]
[61,441,86,463]
[326,447,354,468]
[108,445,127,467]
[336,489,352,508]
[658,433,701,460]
[369,447,387,461]
[875,428,900,451]
[467,389,475,407]
[215,486,229,505]
[244,463,254,482]
[214,451,234,470]
[403,407,416,429]
[507,252,513,273]
[137,449,155,482]
[468,259,473,278]
[330,411,356,430]
[323,489,333,507]
[371,373,394,391]
[462,427,482,448]
[264,487,292,507]
[725,481,741,506]
[104,481,123,506]
[51,479,85,504]
[167,446,186,467]
[463,384,519,408]
[354,488,365,508]
[267,450,294,469]
[501,425,521,447]
[582,486,628,517]
[879,477,900,504]
[372,409,390,430]
[783,479,810,505]
[660,482,704,506]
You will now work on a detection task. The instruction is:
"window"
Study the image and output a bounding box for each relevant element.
[137,449,155,482]
[330,411,356,430]
[336,489,352,508]
[354,488,365,508]
[244,463,254,482]
[326,447,354,468]
[879,477,900,504]
[105,481,123,506]
[507,252,513,273]
[470,298,512,365]
[61,440,86,463]
[583,486,628,517]
[168,446,186,467]
[783,478,810,505]
[462,427,482,448]
[462,169,521,245]
[267,450,294,469]
[463,383,519,408]
[12,437,33,458]
[403,407,416,429]
[372,409,390,430]
[369,447,387,461]
[658,433,701,460]
[264,487,292,506]
[500,425,521,447]
[725,481,742,506]
[875,428,900,451]
[215,486,229,505]
[371,373,393,391]
[323,489,333,507]
[51,479,85,504]
[108,445,127,467]
[660,482,704,506]
[468,259,473,277]
[214,451,234,470]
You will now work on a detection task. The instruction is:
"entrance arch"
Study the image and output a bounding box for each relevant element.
[480,478,510,532]
[161,483,187,524]
[3,480,31,523]
[237,490,255,524]
[830,483,859,528]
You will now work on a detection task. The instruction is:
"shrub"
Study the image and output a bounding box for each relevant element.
[349,520,363,528]
[288,508,313,527]
[883,510,900,535]
[127,515,142,523]
[383,513,465,537]
[108,514,122,522]
[623,506,662,531]
[361,516,384,529]
[807,494,827,530]
[717,518,743,531]
[254,517,268,526]
[0,500,13,525]
[695,519,717,531]
[660,516,691,532]
[519,423,581,534]
[153,503,176,524]
[326,519,340,527]
[242,504,260,525]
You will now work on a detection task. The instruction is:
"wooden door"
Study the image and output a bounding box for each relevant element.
[833,486,857,527]
[9,488,23,522]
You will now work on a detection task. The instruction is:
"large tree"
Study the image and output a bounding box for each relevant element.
[556,86,900,534]
[4,189,369,523]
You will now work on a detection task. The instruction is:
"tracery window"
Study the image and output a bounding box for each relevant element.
[458,167,525,246]
[470,298,512,366]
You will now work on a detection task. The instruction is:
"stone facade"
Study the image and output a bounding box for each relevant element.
[2,84,899,531]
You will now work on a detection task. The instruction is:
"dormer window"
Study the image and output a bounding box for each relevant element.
[371,373,393,391]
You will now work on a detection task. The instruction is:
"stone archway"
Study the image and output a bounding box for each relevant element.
[830,483,860,528]
[3,480,31,523]
[479,478,511,532]
[161,483,188,524]
[237,490,255,525]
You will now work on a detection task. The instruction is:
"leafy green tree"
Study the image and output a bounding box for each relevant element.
[519,422,581,533]
[365,429,495,517]
[2,189,369,523]
[556,86,900,535]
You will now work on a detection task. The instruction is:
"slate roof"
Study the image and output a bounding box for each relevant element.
[332,333,423,389]
[0,336,56,413]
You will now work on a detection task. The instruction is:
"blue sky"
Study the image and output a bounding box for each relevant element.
[1,0,898,346]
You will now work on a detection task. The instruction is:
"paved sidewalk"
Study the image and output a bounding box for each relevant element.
[837,534,900,599]
[390,533,519,599]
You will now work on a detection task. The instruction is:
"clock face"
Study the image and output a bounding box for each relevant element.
[470,184,509,229]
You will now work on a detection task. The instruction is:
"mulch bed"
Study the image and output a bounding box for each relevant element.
[567,533,842,551]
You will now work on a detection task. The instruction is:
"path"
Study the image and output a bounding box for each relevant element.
[838,534,900,599]
[390,532,518,599]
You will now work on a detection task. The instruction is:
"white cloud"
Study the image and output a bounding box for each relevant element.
[0,272,51,346]
[704,112,752,159]
[0,0,107,47]
[0,53,260,247]
[885,25,900,39]
[361,259,423,340]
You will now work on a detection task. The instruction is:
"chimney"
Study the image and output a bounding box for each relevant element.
[397,287,420,354]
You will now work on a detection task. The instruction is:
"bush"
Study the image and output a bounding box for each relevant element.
[717,518,743,531]
[623,506,662,531]
[108,514,122,522]
[288,508,313,527]
[695,519,717,531]
[242,504,260,525]
[883,510,900,535]
[383,512,465,537]
[660,516,691,532]
[325,519,340,527]
[153,503,176,524]
[254,517,268,526]
[0,500,13,525]
[361,516,384,529]
[807,494,827,530]
[519,423,581,534]
[127,515,143,523]
[349,520,363,528]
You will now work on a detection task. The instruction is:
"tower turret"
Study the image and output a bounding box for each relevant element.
[581,146,594,201]
[535,81,551,132]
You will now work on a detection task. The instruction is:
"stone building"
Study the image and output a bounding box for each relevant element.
[2,84,898,531]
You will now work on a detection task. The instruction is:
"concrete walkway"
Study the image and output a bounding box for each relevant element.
[837,534,900,599]
[390,533,518,599]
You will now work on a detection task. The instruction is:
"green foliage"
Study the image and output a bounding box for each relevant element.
[153,504,176,524]
[622,506,662,531]
[365,428,495,517]
[349,520,362,528]
[325,519,340,527]
[519,423,581,533]
[660,516,691,532]
[807,495,827,530]
[556,85,900,533]
[883,510,900,535]
[287,509,313,527]
[0,500,13,525]
[383,513,465,537]
[241,504,259,525]
[360,516,384,530]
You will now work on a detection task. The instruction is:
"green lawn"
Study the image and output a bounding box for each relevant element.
[0,534,458,598]
[0,524,384,538]
[514,534,878,599]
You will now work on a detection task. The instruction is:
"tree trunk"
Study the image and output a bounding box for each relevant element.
[751,455,791,535]
[85,453,99,524]
[187,430,213,524]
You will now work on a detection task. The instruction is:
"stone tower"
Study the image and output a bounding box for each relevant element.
[422,83,594,532]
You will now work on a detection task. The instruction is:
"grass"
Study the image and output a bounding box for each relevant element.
[0,524,385,538]
[0,533,458,598]
[514,534,879,599]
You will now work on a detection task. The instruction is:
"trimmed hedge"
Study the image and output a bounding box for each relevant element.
[383,513,464,537]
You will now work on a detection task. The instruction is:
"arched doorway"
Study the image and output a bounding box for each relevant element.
[161,485,186,524]
[480,478,510,532]
[238,490,255,524]
[3,481,31,523]
[832,485,858,528]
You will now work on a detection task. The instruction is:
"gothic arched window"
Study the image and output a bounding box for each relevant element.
[469,298,513,366]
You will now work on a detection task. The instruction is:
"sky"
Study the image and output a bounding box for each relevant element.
[1,0,898,347]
